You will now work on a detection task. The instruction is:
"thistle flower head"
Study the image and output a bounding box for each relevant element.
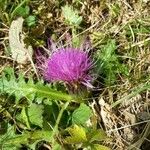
[45,47,92,83]
[36,37,94,87]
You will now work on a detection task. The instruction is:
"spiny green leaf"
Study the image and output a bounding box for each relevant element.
[0,67,72,103]
[64,125,87,144]
[0,124,52,149]
[3,133,29,145]
[0,125,26,149]
[72,103,92,126]
[3,131,52,147]
[0,125,15,144]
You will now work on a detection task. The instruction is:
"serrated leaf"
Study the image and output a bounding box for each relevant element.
[62,5,82,26]
[64,125,87,144]
[27,104,44,127]
[72,103,92,126]
[0,123,52,149]
[93,144,111,150]
[0,125,27,149]
[9,17,33,64]
[3,134,29,145]
[0,67,72,103]
[1,130,52,150]
[0,125,15,144]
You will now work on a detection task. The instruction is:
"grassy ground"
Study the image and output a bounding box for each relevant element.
[0,0,150,150]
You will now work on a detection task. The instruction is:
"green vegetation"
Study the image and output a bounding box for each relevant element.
[0,0,150,149]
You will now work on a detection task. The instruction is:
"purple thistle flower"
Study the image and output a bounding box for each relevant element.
[36,37,94,88]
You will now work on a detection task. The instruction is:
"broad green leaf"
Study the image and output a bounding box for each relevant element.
[72,103,92,126]
[93,144,111,150]
[64,125,87,144]
[62,5,82,26]
[27,104,44,127]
